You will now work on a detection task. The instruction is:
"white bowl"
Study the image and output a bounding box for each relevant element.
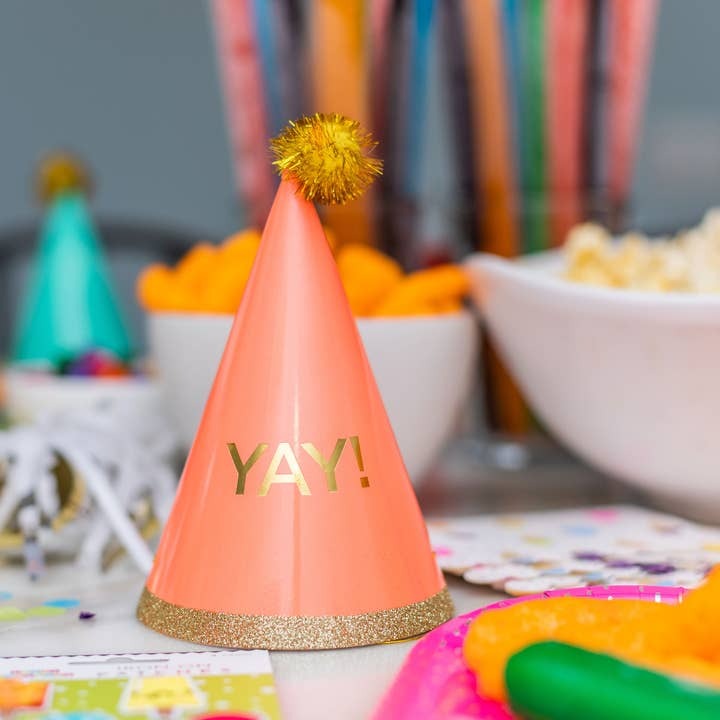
[466,250,720,517]
[3,369,162,424]
[148,311,478,482]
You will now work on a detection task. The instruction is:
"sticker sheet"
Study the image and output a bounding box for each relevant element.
[0,650,281,719]
[429,506,720,595]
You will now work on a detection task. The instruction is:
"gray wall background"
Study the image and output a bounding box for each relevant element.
[0,0,240,240]
[634,0,720,233]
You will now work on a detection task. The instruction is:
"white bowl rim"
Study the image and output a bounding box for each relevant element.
[466,250,720,310]
[147,308,475,326]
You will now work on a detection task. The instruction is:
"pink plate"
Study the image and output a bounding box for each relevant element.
[373,585,686,720]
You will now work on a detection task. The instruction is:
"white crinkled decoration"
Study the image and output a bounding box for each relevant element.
[0,401,178,573]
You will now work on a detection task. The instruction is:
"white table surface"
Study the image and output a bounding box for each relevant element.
[0,564,499,720]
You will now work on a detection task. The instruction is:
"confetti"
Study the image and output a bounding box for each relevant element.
[429,507,720,595]
[26,606,66,618]
[44,598,81,609]
[0,607,26,621]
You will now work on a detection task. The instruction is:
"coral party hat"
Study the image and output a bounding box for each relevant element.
[12,154,132,367]
[137,115,452,649]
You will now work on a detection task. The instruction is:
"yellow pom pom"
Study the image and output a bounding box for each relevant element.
[36,151,92,204]
[270,113,382,205]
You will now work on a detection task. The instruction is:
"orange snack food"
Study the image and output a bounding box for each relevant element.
[136,230,469,317]
[336,244,403,315]
[175,243,219,293]
[374,265,470,317]
[137,264,191,312]
[464,567,720,702]
[202,230,262,313]
[219,229,262,263]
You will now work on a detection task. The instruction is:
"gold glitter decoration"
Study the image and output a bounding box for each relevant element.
[270,113,383,205]
[137,587,453,650]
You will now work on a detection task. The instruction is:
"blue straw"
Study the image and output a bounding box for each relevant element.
[502,0,523,182]
[252,0,284,136]
[404,0,436,198]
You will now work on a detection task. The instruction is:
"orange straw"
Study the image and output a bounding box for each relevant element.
[462,0,519,258]
[311,0,375,247]
[463,0,526,434]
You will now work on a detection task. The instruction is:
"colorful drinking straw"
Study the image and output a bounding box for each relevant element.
[369,0,395,144]
[310,0,375,247]
[583,0,610,221]
[547,0,590,245]
[440,0,477,255]
[502,0,523,185]
[211,0,275,228]
[404,0,436,201]
[605,0,659,229]
[519,0,548,253]
[462,0,519,258]
[252,0,285,138]
[463,0,526,434]
[415,1,463,267]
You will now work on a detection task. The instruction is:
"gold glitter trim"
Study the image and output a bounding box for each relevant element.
[137,586,454,650]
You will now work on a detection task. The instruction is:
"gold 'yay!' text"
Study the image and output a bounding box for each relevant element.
[227,436,369,496]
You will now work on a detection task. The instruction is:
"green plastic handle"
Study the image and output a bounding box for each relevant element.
[506,641,720,720]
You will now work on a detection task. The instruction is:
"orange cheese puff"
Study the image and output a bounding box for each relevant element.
[463,597,676,701]
[175,243,219,293]
[336,243,404,315]
[432,298,463,314]
[200,252,257,313]
[373,264,469,316]
[137,264,184,311]
[221,230,261,262]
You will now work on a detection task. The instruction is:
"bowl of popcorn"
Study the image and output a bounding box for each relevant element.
[138,230,477,481]
[467,209,720,516]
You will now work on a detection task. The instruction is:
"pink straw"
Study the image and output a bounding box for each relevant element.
[211,0,275,229]
[546,0,590,246]
[606,0,659,212]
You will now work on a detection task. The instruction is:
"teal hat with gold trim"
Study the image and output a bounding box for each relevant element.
[12,154,132,368]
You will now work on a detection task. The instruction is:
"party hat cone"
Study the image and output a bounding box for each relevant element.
[12,154,132,367]
[138,114,452,649]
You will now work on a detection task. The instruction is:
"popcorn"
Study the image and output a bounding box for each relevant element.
[564,210,720,293]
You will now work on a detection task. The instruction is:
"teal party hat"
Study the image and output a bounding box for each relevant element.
[12,154,133,367]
